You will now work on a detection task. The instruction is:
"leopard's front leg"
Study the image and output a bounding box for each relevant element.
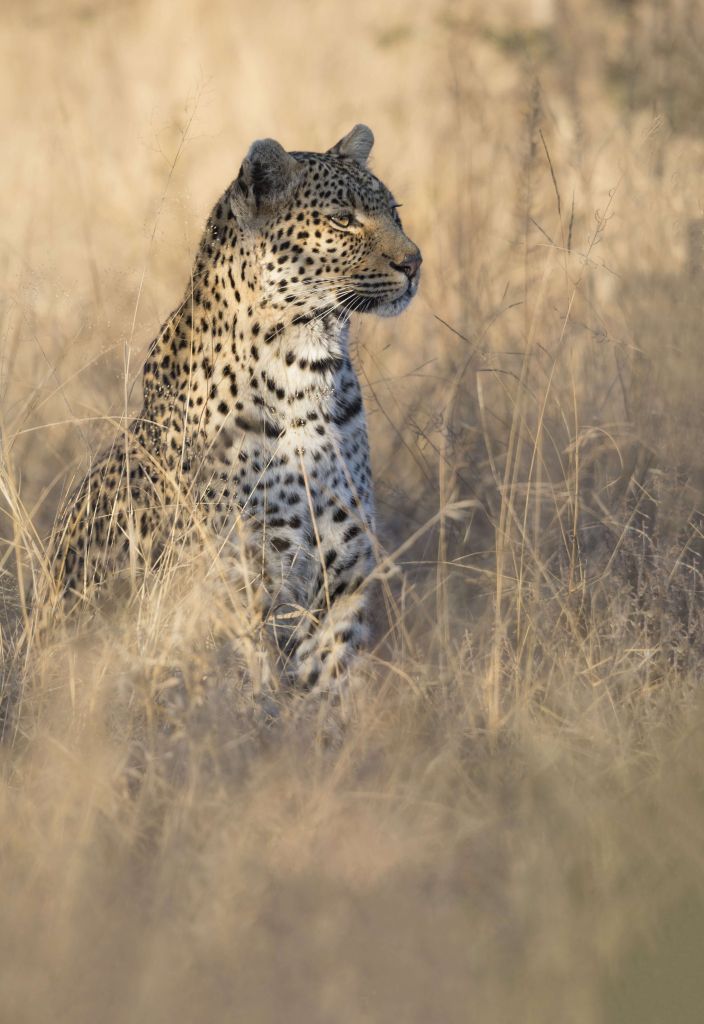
[290,583,370,698]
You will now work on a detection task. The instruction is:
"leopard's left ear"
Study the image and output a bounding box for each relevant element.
[231,138,303,220]
[328,124,374,165]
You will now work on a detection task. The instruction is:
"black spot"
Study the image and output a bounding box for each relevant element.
[330,580,349,602]
[264,323,285,344]
[333,395,362,425]
[301,666,320,692]
[309,356,342,374]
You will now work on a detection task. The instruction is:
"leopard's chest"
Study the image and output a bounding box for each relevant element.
[179,317,375,600]
[206,406,374,603]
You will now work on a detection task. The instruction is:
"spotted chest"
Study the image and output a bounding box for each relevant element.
[199,327,375,616]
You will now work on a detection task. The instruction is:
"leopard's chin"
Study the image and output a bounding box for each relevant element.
[372,291,413,318]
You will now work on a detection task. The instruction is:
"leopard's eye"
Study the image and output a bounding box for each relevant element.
[329,212,355,229]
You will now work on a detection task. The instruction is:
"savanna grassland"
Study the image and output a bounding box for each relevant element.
[2,1,704,1021]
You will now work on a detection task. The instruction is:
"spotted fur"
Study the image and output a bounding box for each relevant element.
[44,124,422,692]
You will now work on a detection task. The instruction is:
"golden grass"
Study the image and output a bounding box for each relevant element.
[2,1,704,1021]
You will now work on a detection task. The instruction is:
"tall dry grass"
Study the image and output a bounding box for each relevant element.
[2,1,704,1021]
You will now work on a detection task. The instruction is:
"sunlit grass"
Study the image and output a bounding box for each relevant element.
[1,1,704,1021]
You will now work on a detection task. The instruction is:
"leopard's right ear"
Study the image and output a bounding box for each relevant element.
[230,139,302,221]
[328,124,374,165]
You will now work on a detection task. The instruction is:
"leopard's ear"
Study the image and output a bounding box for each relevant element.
[328,124,374,165]
[231,139,302,218]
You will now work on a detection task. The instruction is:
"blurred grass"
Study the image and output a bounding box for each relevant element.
[2,0,704,1021]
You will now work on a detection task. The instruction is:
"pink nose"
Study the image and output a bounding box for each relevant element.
[391,251,422,280]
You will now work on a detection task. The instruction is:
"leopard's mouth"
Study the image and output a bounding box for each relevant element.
[338,276,419,317]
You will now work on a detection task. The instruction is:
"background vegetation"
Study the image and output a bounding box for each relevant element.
[2,0,704,1020]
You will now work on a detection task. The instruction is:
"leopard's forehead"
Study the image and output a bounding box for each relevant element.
[289,151,395,212]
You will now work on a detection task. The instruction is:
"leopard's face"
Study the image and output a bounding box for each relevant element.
[229,125,422,320]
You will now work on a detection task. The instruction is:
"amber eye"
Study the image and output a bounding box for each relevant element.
[329,212,355,229]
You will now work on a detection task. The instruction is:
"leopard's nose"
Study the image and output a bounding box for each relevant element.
[390,250,422,280]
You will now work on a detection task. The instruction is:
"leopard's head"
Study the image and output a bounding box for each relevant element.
[229,125,422,319]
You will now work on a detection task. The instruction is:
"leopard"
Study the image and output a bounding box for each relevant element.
[41,124,422,695]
